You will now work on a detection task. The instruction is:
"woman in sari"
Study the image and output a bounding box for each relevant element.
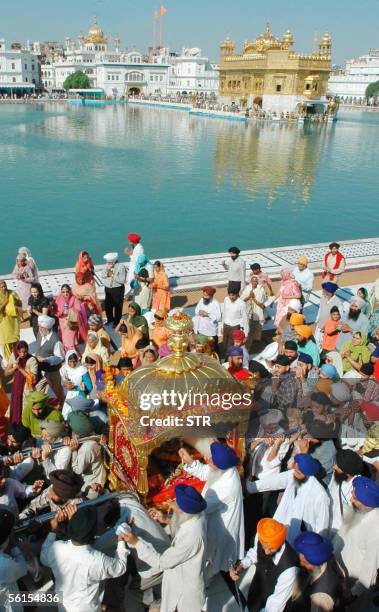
[273,269,302,327]
[122,302,149,338]
[83,354,105,396]
[4,341,38,424]
[18,247,39,282]
[72,251,101,314]
[61,350,93,419]
[0,281,22,362]
[27,283,50,338]
[81,332,110,365]
[149,261,171,312]
[357,287,371,316]
[150,309,170,349]
[340,332,372,374]
[54,284,87,352]
[115,321,143,367]
[12,253,37,310]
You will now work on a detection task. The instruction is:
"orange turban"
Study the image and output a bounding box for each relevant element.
[298,256,308,266]
[289,313,305,326]
[257,518,286,550]
[294,325,312,339]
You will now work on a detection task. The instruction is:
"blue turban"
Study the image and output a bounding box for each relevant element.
[321,282,338,294]
[298,352,313,365]
[294,532,333,565]
[227,346,243,357]
[175,484,207,514]
[211,442,239,470]
[353,476,379,508]
[294,453,319,477]
[320,364,338,380]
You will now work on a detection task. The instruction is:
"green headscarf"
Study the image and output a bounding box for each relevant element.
[128,302,141,317]
[67,411,94,437]
[341,333,371,372]
[24,391,49,412]
[130,315,149,338]
[195,335,209,346]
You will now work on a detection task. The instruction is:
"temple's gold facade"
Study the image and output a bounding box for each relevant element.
[219,24,332,112]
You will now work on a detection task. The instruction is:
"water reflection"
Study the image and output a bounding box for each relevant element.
[214,120,333,208]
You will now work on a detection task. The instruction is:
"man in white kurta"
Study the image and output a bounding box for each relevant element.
[179,441,245,581]
[125,484,207,612]
[246,453,330,545]
[333,476,379,597]
[327,449,363,535]
[41,505,129,612]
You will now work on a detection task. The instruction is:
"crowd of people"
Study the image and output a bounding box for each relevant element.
[0,235,378,611]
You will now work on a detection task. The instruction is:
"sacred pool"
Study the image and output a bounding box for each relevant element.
[0,102,378,273]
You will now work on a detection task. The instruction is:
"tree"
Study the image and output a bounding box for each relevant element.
[63,71,91,90]
[365,80,379,101]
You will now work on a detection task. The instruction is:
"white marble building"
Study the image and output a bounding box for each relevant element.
[41,20,170,97]
[328,50,379,102]
[0,39,41,95]
[165,47,219,96]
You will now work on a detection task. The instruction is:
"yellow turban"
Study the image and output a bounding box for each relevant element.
[294,325,313,339]
[298,257,309,266]
[257,518,286,550]
[289,313,305,326]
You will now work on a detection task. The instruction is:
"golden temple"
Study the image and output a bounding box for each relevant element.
[219,23,332,113]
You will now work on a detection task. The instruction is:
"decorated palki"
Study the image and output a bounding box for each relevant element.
[103,311,254,498]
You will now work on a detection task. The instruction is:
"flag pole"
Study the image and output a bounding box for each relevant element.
[159,13,163,49]
[152,13,156,51]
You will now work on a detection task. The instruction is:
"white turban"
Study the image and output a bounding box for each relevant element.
[331,382,352,403]
[38,315,55,330]
[104,252,118,263]
[287,299,302,313]
[258,342,279,362]
[260,409,283,427]
[350,296,366,310]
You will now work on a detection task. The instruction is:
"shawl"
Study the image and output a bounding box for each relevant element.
[9,341,33,424]
[75,251,95,285]
[60,350,87,387]
[341,335,371,372]
[279,269,301,300]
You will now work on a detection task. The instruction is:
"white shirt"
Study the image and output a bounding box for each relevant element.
[40,534,129,612]
[241,539,299,612]
[194,298,222,337]
[327,474,356,534]
[222,297,249,334]
[223,257,246,287]
[0,479,35,516]
[134,513,207,612]
[42,446,72,478]
[126,243,144,289]
[247,470,330,545]
[184,461,245,580]
[0,546,27,612]
[39,332,65,366]
[293,266,314,293]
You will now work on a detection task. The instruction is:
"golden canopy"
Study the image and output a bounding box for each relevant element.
[86,18,106,44]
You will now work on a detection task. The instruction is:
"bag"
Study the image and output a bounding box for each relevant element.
[66,308,78,330]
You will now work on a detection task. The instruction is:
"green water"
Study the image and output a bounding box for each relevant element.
[0,102,378,273]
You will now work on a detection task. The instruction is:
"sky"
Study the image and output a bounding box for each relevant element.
[1,0,378,64]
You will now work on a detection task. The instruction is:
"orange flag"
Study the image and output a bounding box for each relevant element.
[160,6,167,16]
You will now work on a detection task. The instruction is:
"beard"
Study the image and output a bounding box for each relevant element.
[347,308,360,322]
[203,298,210,305]
[170,510,193,537]
[297,339,306,347]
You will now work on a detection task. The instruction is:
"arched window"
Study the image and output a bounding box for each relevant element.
[126,71,144,82]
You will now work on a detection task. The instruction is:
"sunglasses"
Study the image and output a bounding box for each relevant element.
[154,315,164,321]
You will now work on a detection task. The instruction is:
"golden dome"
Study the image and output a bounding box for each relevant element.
[282,28,294,48]
[244,22,282,54]
[86,18,106,44]
[121,312,249,426]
